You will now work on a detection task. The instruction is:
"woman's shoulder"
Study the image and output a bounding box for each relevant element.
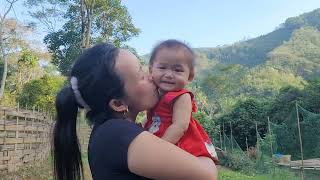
[92,119,144,140]
[88,119,151,179]
[89,119,145,166]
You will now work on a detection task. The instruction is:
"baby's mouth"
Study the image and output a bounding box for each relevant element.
[161,81,175,84]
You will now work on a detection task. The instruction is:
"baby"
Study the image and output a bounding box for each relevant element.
[144,39,219,166]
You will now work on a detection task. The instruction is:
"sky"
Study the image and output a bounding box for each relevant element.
[122,0,320,54]
[3,0,320,55]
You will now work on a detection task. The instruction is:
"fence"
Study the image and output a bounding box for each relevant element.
[218,103,320,179]
[0,106,53,172]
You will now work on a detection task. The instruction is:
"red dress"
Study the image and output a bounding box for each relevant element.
[144,89,218,163]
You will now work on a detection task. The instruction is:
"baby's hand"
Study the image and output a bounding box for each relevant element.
[141,117,148,128]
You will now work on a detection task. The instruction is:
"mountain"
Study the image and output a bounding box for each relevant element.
[194,9,320,111]
[140,9,320,112]
[195,8,320,67]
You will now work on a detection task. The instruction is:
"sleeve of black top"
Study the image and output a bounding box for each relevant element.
[92,119,145,171]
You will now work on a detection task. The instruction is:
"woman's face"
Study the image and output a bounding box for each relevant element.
[115,49,159,115]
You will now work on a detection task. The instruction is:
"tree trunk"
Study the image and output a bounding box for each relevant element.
[85,11,91,48]
[80,0,87,51]
[0,51,8,100]
[84,0,95,48]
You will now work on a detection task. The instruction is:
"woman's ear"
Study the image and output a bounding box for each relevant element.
[108,99,128,112]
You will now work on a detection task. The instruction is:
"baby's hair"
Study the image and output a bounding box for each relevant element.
[149,39,195,69]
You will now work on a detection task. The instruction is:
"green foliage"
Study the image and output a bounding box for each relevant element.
[284,8,320,29]
[218,98,267,149]
[193,111,219,140]
[267,78,320,124]
[44,21,82,75]
[219,152,256,175]
[43,0,140,75]
[262,78,320,160]
[242,66,306,95]
[17,75,65,112]
[200,64,248,113]
[267,26,320,78]
[18,48,38,68]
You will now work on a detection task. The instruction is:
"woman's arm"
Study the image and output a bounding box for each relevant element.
[161,93,192,144]
[128,131,218,180]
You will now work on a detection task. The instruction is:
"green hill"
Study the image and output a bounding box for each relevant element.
[141,9,320,112]
[195,8,320,69]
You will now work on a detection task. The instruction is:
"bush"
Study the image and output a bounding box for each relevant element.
[219,151,256,175]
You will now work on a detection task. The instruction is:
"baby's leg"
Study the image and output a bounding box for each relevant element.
[198,156,218,178]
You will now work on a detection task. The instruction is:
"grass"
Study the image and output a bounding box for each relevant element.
[218,166,299,180]
[1,154,300,180]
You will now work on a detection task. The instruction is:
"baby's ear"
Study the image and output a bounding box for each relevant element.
[188,69,195,81]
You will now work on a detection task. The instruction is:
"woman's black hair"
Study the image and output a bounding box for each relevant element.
[53,43,125,180]
[149,39,195,68]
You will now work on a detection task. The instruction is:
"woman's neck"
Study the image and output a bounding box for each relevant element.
[127,111,138,122]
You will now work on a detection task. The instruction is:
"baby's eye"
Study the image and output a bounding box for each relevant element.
[175,69,184,72]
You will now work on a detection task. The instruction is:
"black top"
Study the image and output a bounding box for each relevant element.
[88,119,151,180]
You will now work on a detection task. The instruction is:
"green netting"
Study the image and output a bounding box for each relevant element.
[256,130,277,174]
[298,105,320,159]
[222,131,247,156]
[271,104,320,160]
[218,104,319,178]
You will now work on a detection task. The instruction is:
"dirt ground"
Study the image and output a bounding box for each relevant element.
[0,155,92,180]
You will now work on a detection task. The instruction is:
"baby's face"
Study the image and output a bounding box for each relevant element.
[150,48,193,93]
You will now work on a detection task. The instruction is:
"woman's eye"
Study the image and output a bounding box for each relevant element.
[175,69,184,72]
[158,66,165,70]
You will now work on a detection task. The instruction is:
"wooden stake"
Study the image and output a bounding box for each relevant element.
[268,117,273,156]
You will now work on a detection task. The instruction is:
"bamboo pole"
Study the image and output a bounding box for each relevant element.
[245,137,249,157]
[229,121,233,152]
[255,121,259,153]
[267,117,273,156]
[219,128,223,150]
[223,123,226,152]
[296,102,304,180]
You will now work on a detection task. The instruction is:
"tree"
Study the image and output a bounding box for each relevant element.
[28,0,140,75]
[17,75,65,112]
[16,48,42,89]
[0,0,19,100]
[0,18,39,105]
[218,98,267,149]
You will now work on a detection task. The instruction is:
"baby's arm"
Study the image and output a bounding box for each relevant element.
[161,93,192,144]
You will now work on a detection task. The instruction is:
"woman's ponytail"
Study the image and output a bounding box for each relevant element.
[53,87,83,180]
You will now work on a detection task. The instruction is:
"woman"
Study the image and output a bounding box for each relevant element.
[53,43,218,180]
